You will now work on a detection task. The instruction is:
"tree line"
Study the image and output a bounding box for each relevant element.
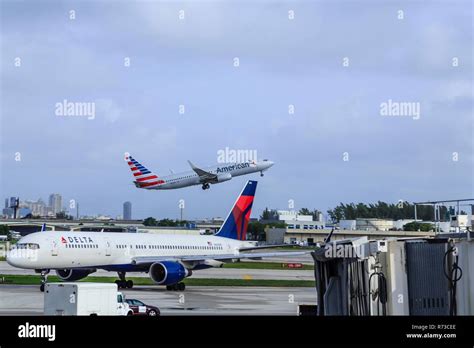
[326,201,457,222]
[260,207,322,221]
[143,217,190,227]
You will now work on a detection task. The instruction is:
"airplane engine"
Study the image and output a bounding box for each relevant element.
[216,173,232,183]
[56,268,96,281]
[149,261,190,285]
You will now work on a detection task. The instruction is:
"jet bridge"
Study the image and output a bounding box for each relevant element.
[311,236,470,316]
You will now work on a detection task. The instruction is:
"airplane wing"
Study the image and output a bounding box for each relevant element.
[238,244,290,252]
[187,160,217,182]
[132,250,311,266]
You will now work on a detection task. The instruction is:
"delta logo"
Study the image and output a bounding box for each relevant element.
[60,236,94,244]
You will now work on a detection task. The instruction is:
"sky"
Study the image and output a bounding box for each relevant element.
[0,0,473,220]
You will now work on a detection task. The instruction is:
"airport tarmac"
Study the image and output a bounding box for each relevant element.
[0,261,314,281]
[0,284,316,316]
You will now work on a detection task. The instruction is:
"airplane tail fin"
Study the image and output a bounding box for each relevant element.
[215,180,257,240]
[124,153,163,189]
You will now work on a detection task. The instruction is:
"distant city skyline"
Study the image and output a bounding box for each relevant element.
[0,191,251,220]
[2,191,472,223]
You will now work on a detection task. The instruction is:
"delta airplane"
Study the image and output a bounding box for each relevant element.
[7,181,308,292]
[125,153,274,190]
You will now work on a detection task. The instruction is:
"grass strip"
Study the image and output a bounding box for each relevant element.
[0,274,315,287]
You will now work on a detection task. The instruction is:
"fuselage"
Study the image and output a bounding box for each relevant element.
[6,231,252,270]
[155,160,273,189]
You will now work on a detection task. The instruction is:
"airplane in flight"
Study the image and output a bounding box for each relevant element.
[124,153,274,190]
[7,181,308,292]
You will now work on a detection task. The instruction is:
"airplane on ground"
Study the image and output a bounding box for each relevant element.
[7,181,308,292]
[125,153,274,190]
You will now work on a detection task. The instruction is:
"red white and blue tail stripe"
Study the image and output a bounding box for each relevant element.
[125,153,164,189]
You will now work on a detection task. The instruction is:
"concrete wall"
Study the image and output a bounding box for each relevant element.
[265,227,286,244]
[356,219,394,231]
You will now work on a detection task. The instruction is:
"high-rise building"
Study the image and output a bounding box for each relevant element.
[48,194,63,215]
[123,201,132,220]
[22,199,50,217]
[2,198,14,218]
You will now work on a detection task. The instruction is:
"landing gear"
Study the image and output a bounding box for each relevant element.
[115,272,134,289]
[201,183,210,190]
[166,282,186,291]
[260,171,264,177]
[40,269,50,292]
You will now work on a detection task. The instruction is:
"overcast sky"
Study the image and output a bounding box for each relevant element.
[0,0,472,220]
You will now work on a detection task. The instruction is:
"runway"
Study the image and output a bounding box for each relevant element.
[0,261,314,281]
[0,284,316,316]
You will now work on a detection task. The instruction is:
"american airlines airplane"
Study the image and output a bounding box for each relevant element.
[7,181,307,292]
[125,153,274,190]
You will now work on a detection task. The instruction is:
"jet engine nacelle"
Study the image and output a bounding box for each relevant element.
[56,268,96,281]
[149,261,190,285]
[216,173,232,183]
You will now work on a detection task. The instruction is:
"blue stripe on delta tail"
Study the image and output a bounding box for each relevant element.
[215,180,257,240]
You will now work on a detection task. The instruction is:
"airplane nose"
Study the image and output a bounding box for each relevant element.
[5,248,32,268]
[265,161,274,169]
[6,250,16,266]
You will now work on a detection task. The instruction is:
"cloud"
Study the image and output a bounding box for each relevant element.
[95,98,122,123]
[0,0,472,218]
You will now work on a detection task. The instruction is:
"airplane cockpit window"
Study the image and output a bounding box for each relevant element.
[13,243,40,250]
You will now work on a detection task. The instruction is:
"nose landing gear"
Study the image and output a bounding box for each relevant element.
[39,269,50,292]
[260,171,264,177]
[115,272,134,289]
